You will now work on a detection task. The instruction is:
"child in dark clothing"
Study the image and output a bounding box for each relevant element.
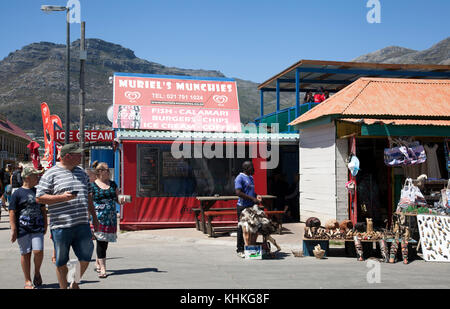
[9,165,46,289]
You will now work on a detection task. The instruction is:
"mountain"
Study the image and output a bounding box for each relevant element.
[0,39,280,134]
[0,37,449,136]
[352,37,450,65]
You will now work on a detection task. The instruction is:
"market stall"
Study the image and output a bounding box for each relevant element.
[290,77,450,262]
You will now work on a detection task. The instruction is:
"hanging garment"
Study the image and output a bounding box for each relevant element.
[424,144,441,179]
[445,140,450,177]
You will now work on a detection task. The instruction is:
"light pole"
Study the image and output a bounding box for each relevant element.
[41,5,71,145]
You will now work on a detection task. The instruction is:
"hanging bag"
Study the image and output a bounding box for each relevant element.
[445,180,450,209]
[384,138,410,166]
[396,178,426,211]
[405,142,427,165]
[384,146,409,166]
[384,138,427,166]
[397,178,416,211]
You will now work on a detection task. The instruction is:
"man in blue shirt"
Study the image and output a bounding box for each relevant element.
[235,161,261,257]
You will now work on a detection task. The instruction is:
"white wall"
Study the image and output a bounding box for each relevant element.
[299,122,337,224]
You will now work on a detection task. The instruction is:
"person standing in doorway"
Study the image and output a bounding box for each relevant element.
[235,161,262,258]
[9,165,46,289]
[36,143,99,289]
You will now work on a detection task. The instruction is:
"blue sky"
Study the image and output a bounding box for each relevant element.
[1,0,449,83]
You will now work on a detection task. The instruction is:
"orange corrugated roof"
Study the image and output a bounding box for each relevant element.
[339,118,450,127]
[289,78,450,126]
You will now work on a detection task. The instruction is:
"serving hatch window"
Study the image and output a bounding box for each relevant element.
[136,143,254,197]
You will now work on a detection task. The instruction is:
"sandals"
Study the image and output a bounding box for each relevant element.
[98,270,108,279]
[69,282,80,289]
[33,274,43,287]
[24,282,35,289]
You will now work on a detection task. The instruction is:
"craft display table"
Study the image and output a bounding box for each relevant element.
[303,238,417,258]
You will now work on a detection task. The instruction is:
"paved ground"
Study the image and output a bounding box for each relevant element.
[0,211,449,290]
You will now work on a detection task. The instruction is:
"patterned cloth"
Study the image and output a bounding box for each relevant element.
[89,181,118,242]
[445,140,450,178]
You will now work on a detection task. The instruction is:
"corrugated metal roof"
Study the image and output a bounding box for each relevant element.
[0,118,32,141]
[289,78,450,126]
[339,118,450,127]
[258,59,450,92]
[116,130,299,142]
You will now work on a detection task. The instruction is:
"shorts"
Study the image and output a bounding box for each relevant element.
[51,224,94,267]
[17,233,44,255]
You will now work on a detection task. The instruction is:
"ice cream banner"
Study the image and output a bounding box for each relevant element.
[113,73,241,132]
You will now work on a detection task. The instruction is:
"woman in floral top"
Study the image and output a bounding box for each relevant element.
[89,161,123,278]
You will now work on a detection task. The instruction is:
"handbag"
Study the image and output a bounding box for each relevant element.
[384,145,408,166]
[397,178,426,211]
[384,138,427,166]
[405,142,427,165]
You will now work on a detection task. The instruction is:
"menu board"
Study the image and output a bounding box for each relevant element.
[162,152,189,177]
[138,146,159,196]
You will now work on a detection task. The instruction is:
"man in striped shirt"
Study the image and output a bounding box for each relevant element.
[36,143,99,289]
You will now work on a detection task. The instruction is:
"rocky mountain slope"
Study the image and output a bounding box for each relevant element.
[0,37,448,135]
[0,39,281,133]
[352,37,449,65]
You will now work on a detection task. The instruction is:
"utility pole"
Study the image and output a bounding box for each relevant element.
[79,21,87,168]
[65,9,71,144]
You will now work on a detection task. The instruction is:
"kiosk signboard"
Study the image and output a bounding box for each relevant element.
[113,73,241,132]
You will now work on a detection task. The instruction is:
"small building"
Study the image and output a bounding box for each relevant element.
[115,130,298,230]
[289,77,450,226]
[255,60,450,224]
[112,72,300,230]
[0,114,32,167]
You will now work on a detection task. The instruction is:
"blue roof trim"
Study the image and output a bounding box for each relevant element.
[114,72,235,82]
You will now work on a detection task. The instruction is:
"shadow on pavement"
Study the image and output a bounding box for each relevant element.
[90,257,124,263]
[268,251,290,260]
[39,280,100,289]
[40,283,64,289]
[108,268,167,276]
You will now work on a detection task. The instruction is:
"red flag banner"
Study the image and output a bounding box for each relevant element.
[40,103,63,167]
[40,102,52,163]
[27,141,41,169]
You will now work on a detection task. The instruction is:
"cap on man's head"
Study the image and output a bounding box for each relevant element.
[21,165,44,178]
[60,143,85,158]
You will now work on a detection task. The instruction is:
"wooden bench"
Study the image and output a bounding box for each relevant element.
[192,207,236,231]
[203,209,285,237]
[204,210,237,237]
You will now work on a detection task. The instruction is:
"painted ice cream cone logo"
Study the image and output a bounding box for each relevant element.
[213,95,228,106]
[125,91,141,103]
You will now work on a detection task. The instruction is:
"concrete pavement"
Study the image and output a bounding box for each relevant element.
[0,212,449,289]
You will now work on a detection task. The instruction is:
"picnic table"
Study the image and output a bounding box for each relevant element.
[194,195,277,236]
